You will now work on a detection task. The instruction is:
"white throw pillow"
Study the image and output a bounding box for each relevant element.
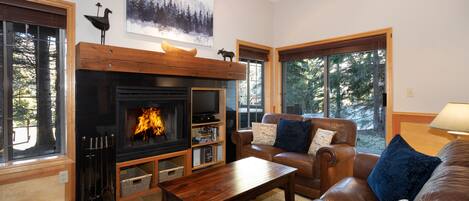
[308,128,336,156]
[252,122,277,146]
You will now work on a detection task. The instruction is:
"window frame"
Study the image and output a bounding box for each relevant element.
[235,40,273,131]
[281,49,387,154]
[275,29,393,146]
[1,21,67,163]
[0,2,75,196]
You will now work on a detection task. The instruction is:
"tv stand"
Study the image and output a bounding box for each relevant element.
[191,88,226,172]
[192,114,219,124]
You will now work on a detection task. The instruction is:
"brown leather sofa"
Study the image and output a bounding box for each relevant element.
[317,140,469,201]
[231,113,357,198]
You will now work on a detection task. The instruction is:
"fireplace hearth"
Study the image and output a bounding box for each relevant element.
[116,87,190,162]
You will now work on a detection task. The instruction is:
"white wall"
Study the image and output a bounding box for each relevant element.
[75,0,273,59]
[273,0,469,113]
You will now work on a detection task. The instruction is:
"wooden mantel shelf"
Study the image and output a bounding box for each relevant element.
[76,42,246,80]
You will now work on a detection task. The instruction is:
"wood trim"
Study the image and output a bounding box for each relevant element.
[235,40,274,130]
[273,28,393,143]
[0,156,72,185]
[0,0,76,200]
[76,42,247,80]
[392,112,437,136]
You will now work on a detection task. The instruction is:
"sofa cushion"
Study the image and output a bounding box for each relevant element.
[367,135,442,201]
[241,144,285,161]
[273,152,315,178]
[274,119,311,153]
[437,140,469,167]
[252,122,277,146]
[319,177,377,201]
[414,165,469,201]
[308,128,335,156]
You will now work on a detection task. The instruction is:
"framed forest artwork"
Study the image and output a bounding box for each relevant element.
[126,0,214,46]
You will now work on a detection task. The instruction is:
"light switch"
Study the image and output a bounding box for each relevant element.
[406,88,414,98]
[59,170,68,184]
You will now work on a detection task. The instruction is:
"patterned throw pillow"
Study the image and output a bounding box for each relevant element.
[308,128,336,156]
[252,123,277,146]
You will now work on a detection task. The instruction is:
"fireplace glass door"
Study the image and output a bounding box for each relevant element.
[116,87,189,161]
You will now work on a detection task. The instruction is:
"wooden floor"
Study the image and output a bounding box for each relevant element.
[129,188,312,201]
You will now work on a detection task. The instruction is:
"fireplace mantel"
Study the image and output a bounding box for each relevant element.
[76,42,246,80]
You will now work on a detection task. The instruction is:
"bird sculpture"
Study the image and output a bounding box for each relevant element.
[84,2,112,45]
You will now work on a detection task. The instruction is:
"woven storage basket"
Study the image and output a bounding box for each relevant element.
[120,167,152,197]
[159,160,184,183]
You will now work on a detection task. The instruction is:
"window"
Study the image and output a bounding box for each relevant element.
[0,2,67,163]
[281,35,387,154]
[238,59,264,129]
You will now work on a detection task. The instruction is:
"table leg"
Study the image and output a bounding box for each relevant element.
[284,173,295,201]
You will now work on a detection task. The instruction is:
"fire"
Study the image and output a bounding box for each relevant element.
[133,107,165,139]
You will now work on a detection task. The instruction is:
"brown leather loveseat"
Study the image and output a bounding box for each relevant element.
[317,140,469,201]
[231,113,357,198]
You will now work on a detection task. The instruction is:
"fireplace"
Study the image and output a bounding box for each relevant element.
[116,87,190,162]
[75,70,233,201]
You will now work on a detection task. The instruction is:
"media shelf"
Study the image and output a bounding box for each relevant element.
[192,121,222,127]
[190,88,226,171]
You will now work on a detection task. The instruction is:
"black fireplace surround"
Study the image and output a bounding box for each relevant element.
[75,70,234,201]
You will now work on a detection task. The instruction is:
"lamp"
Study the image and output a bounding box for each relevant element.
[430,102,469,139]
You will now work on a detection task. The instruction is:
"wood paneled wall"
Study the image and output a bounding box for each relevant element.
[392,112,462,156]
[0,175,65,201]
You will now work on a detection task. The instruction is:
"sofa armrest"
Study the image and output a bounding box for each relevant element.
[317,144,356,194]
[315,177,378,201]
[353,152,379,180]
[231,130,253,160]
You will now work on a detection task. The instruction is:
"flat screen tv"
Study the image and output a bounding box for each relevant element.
[192,91,219,116]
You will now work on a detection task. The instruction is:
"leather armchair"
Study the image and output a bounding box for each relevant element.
[231,113,357,199]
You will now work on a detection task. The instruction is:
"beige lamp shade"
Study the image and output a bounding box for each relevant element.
[430,102,469,135]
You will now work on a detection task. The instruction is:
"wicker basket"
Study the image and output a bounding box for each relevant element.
[159,160,184,183]
[120,167,152,197]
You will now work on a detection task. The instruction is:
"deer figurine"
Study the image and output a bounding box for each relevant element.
[217,49,235,62]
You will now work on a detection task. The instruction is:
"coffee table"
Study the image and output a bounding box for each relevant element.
[159,157,298,201]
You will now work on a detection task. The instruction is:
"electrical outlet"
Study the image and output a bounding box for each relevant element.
[406,88,414,98]
[59,170,68,184]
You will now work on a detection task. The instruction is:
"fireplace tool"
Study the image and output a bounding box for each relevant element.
[82,133,115,201]
[101,134,115,201]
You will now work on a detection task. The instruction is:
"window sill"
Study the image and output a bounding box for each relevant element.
[0,155,73,185]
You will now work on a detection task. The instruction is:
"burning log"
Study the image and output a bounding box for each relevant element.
[133,107,165,140]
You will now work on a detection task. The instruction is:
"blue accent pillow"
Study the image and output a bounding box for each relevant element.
[273,119,311,153]
[367,135,441,201]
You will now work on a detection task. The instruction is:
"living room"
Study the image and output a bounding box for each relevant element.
[0,0,468,201]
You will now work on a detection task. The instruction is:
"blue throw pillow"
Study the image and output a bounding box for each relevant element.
[367,135,442,201]
[273,119,311,153]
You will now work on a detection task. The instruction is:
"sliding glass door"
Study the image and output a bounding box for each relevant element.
[327,50,386,154]
[282,49,386,154]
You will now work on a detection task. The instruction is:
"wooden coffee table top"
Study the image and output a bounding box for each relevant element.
[159,157,297,201]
